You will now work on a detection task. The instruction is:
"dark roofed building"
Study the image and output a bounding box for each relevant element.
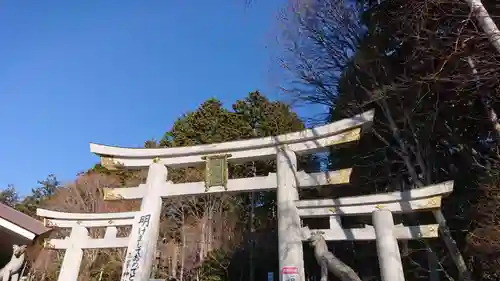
[0,203,51,268]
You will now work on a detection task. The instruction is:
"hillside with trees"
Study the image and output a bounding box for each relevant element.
[281,0,500,280]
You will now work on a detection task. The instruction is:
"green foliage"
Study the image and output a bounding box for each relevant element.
[88,163,143,186]
[0,185,19,207]
[200,249,231,281]
[159,92,312,280]
[161,98,243,147]
[17,174,61,216]
[160,92,304,148]
[232,91,305,137]
[0,174,61,216]
[161,91,310,223]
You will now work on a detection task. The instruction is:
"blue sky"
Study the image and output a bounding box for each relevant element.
[0,0,322,196]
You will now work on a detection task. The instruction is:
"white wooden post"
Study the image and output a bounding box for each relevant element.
[121,162,167,281]
[373,209,405,281]
[57,226,88,281]
[277,146,305,281]
[297,182,453,281]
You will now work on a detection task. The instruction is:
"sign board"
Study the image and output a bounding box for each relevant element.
[281,266,298,281]
[268,272,273,281]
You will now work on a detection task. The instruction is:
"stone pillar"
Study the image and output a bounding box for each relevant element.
[121,162,167,281]
[58,226,88,281]
[277,146,305,281]
[373,209,405,281]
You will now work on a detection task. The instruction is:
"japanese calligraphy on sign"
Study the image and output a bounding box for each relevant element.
[121,214,151,281]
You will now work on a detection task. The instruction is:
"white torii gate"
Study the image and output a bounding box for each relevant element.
[36,109,454,281]
[298,181,454,281]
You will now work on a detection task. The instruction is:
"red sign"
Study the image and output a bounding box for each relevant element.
[281,266,298,281]
[281,267,298,274]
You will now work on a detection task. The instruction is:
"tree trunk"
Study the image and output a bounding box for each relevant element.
[180,212,186,281]
[171,245,178,278]
[463,0,500,139]
[433,210,473,281]
[207,202,214,253]
[199,216,206,262]
[360,82,474,281]
[427,247,439,281]
[249,192,255,281]
[463,0,500,53]
[466,56,500,140]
